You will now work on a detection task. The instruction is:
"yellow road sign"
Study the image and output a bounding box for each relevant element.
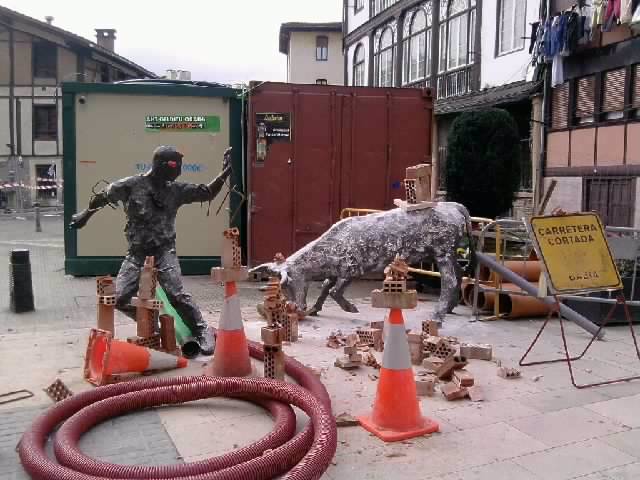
[529,213,622,294]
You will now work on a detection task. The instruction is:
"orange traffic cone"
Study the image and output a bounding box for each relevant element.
[84,328,188,386]
[205,281,253,377]
[358,309,439,442]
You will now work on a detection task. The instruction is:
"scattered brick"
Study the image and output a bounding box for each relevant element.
[441,382,469,401]
[453,369,475,387]
[436,355,468,381]
[459,343,493,361]
[497,366,521,379]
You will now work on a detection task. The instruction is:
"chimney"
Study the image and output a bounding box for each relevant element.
[95,29,117,52]
[45,16,54,25]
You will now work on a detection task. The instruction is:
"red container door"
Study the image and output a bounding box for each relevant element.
[248,83,432,266]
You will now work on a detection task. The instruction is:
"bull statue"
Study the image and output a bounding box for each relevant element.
[250,202,474,322]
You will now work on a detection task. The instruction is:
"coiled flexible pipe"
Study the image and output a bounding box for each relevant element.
[18,342,337,480]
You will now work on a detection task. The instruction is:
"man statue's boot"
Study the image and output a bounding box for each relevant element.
[197,326,216,356]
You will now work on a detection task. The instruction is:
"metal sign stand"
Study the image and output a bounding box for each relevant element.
[519,294,640,389]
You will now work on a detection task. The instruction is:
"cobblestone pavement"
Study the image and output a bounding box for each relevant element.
[2,217,640,480]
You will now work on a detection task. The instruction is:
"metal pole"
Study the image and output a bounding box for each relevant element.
[34,202,41,232]
[476,251,604,338]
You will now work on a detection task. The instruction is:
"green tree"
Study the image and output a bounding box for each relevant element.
[445,108,521,219]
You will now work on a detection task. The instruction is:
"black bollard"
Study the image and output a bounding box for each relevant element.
[34,202,42,233]
[9,249,35,313]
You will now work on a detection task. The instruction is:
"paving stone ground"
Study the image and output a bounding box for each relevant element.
[2,216,640,479]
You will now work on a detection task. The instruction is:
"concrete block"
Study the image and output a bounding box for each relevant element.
[415,375,437,396]
[343,345,359,355]
[334,355,361,370]
[371,289,418,309]
[453,369,475,387]
[460,343,493,361]
[422,356,444,373]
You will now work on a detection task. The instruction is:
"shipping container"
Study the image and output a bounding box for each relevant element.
[247,82,433,266]
[62,81,243,276]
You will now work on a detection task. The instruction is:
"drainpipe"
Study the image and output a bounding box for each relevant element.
[531,93,543,207]
[8,23,15,158]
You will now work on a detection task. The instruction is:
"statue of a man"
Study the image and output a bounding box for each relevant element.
[70,145,233,356]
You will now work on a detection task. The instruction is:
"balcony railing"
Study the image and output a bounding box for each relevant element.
[436,65,477,99]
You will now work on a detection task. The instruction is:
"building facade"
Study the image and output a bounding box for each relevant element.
[0,6,155,209]
[544,0,640,228]
[279,22,344,85]
[343,0,543,218]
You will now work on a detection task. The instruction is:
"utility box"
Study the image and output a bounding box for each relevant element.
[62,82,243,276]
[247,82,434,266]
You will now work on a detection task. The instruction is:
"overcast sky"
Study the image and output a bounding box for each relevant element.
[5,0,342,83]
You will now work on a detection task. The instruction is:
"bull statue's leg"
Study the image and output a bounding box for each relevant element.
[432,250,461,322]
[330,278,359,313]
[307,277,337,316]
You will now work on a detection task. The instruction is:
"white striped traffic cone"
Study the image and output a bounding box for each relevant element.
[205,281,253,377]
[358,308,439,442]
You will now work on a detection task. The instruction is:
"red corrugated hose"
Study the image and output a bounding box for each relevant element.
[18,341,337,480]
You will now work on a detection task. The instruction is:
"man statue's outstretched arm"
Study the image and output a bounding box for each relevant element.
[205,147,233,200]
[69,179,128,229]
[179,147,234,205]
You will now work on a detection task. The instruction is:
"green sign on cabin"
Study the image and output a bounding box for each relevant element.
[145,115,221,132]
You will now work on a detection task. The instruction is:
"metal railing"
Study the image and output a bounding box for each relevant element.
[436,65,476,99]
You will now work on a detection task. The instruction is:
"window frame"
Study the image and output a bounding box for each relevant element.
[438,0,476,74]
[35,164,58,201]
[33,104,58,141]
[353,43,366,86]
[316,35,329,61]
[354,0,364,13]
[375,27,395,87]
[402,4,433,86]
[32,41,57,79]
[583,177,636,228]
[496,0,526,57]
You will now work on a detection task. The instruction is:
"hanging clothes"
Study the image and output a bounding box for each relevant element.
[562,11,581,55]
[620,0,635,24]
[549,15,564,57]
[552,54,565,88]
[592,0,606,29]
[603,0,622,31]
[529,22,539,54]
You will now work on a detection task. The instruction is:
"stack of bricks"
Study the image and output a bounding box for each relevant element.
[371,255,417,309]
[96,276,116,334]
[127,256,162,351]
[212,228,248,283]
[334,334,362,370]
[394,163,436,211]
[356,324,384,352]
[262,277,286,380]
